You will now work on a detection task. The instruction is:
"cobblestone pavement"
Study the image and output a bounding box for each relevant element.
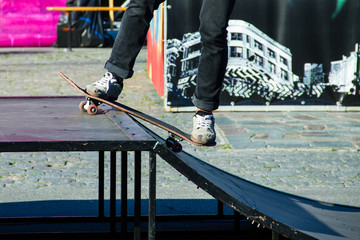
[0,47,359,212]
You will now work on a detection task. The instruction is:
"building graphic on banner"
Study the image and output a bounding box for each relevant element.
[165,20,360,108]
[329,49,359,96]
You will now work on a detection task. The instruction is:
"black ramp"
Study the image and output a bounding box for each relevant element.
[131,117,360,240]
[163,152,360,240]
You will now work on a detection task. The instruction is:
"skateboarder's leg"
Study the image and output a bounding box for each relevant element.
[86,0,164,99]
[192,0,236,112]
[105,0,165,79]
[191,0,235,145]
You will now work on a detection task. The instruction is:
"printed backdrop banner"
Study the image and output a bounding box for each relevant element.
[147,3,165,97]
[163,0,360,110]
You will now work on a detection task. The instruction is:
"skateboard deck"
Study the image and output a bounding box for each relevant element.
[59,72,209,151]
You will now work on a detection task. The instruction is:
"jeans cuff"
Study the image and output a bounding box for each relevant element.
[192,95,219,112]
[105,61,134,79]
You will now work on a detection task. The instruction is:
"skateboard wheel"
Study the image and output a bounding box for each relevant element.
[172,142,182,153]
[79,101,87,112]
[166,138,182,153]
[87,105,98,115]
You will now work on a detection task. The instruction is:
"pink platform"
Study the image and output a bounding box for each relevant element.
[0,0,66,47]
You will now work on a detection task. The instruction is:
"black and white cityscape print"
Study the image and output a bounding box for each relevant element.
[165,0,360,108]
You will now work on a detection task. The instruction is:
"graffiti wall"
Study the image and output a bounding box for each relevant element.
[164,0,360,110]
[0,0,66,47]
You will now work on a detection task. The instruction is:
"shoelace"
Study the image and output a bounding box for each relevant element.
[95,72,114,89]
[196,115,213,129]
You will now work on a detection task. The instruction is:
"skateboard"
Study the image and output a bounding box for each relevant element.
[59,72,210,152]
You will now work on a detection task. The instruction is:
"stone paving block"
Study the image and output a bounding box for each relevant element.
[350,127,360,133]
[300,131,330,136]
[218,125,248,135]
[309,141,355,149]
[266,141,310,149]
[280,125,306,133]
[226,136,266,149]
[304,124,327,130]
[282,133,302,139]
[251,133,270,140]
[290,114,321,121]
[214,115,234,126]
[234,120,269,125]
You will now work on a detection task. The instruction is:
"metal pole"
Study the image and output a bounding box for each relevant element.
[134,151,141,240]
[356,43,360,95]
[272,230,280,240]
[234,211,240,231]
[148,151,156,240]
[67,11,72,51]
[217,200,224,216]
[109,0,114,30]
[99,151,105,218]
[110,151,117,233]
[121,151,128,239]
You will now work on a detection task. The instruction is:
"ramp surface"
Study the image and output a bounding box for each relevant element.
[0,97,156,152]
[131,117,360,240]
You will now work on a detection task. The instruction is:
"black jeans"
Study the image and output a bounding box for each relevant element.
[105,0,235,112]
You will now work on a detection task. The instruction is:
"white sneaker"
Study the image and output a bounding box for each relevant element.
[191,112,216,145]
[86,72,123,100]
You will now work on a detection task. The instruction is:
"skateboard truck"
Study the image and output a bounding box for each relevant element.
[165,134,183,153]
[79,97,99,115]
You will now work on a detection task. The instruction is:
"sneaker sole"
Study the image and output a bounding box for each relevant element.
[86,89,118,101]
[191,136,216,146]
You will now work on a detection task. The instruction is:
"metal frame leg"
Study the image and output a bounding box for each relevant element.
[148,151,156,240]
[99,151,105,218]
[234,210,241,231]
[67,11,72,51]
[110,151,117,233]
[134,151,141,240]
[217,200,224,217]
[272,231,280,240]
[105,150,155,239]
[121,151,128,239]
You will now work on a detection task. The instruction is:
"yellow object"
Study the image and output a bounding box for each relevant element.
[46,7,126,12]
